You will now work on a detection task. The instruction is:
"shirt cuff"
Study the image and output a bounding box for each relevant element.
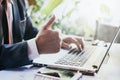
[27,38,39,60]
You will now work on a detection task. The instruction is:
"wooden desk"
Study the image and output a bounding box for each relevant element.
[0,43,120,80]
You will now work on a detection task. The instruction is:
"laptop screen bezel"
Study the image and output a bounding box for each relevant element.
[97,26,120,73]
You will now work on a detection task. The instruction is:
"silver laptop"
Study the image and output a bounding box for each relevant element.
[33,26,120,75]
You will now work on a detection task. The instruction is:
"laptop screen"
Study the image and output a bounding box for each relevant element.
[97,26,120,72]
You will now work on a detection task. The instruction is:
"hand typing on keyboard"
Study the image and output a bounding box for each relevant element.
[55,48,86,66]
[55,46,94,66]
[61,36,85,51]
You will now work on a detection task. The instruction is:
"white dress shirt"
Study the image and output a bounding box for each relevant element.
[27,38,39,60]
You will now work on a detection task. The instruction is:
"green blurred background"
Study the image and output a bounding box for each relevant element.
[26,0,120,40]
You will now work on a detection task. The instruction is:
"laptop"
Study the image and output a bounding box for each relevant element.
[33,26,120,75]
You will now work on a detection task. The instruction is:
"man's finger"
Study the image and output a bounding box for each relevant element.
[75,38,85,49]
[43,15,55,30]
[69,38,83,51]
[62,42,72,50]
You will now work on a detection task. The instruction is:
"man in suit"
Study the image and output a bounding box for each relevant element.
[0,0,84,70]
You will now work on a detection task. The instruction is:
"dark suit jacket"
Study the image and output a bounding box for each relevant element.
[0,0,38,70]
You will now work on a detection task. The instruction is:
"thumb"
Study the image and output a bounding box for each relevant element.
[42,15,55,30]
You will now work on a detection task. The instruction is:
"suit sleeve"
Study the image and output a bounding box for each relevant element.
[21,0,39,40]
[0,42,32,70]
[16,0,38,40]
[24,16,38,40]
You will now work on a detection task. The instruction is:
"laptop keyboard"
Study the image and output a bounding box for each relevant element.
[55,46,97,66]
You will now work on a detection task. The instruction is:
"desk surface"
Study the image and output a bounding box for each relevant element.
[0,43,120,80]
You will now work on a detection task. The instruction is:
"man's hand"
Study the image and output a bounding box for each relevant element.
[35,15,61,54]
[62,36,84,51]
